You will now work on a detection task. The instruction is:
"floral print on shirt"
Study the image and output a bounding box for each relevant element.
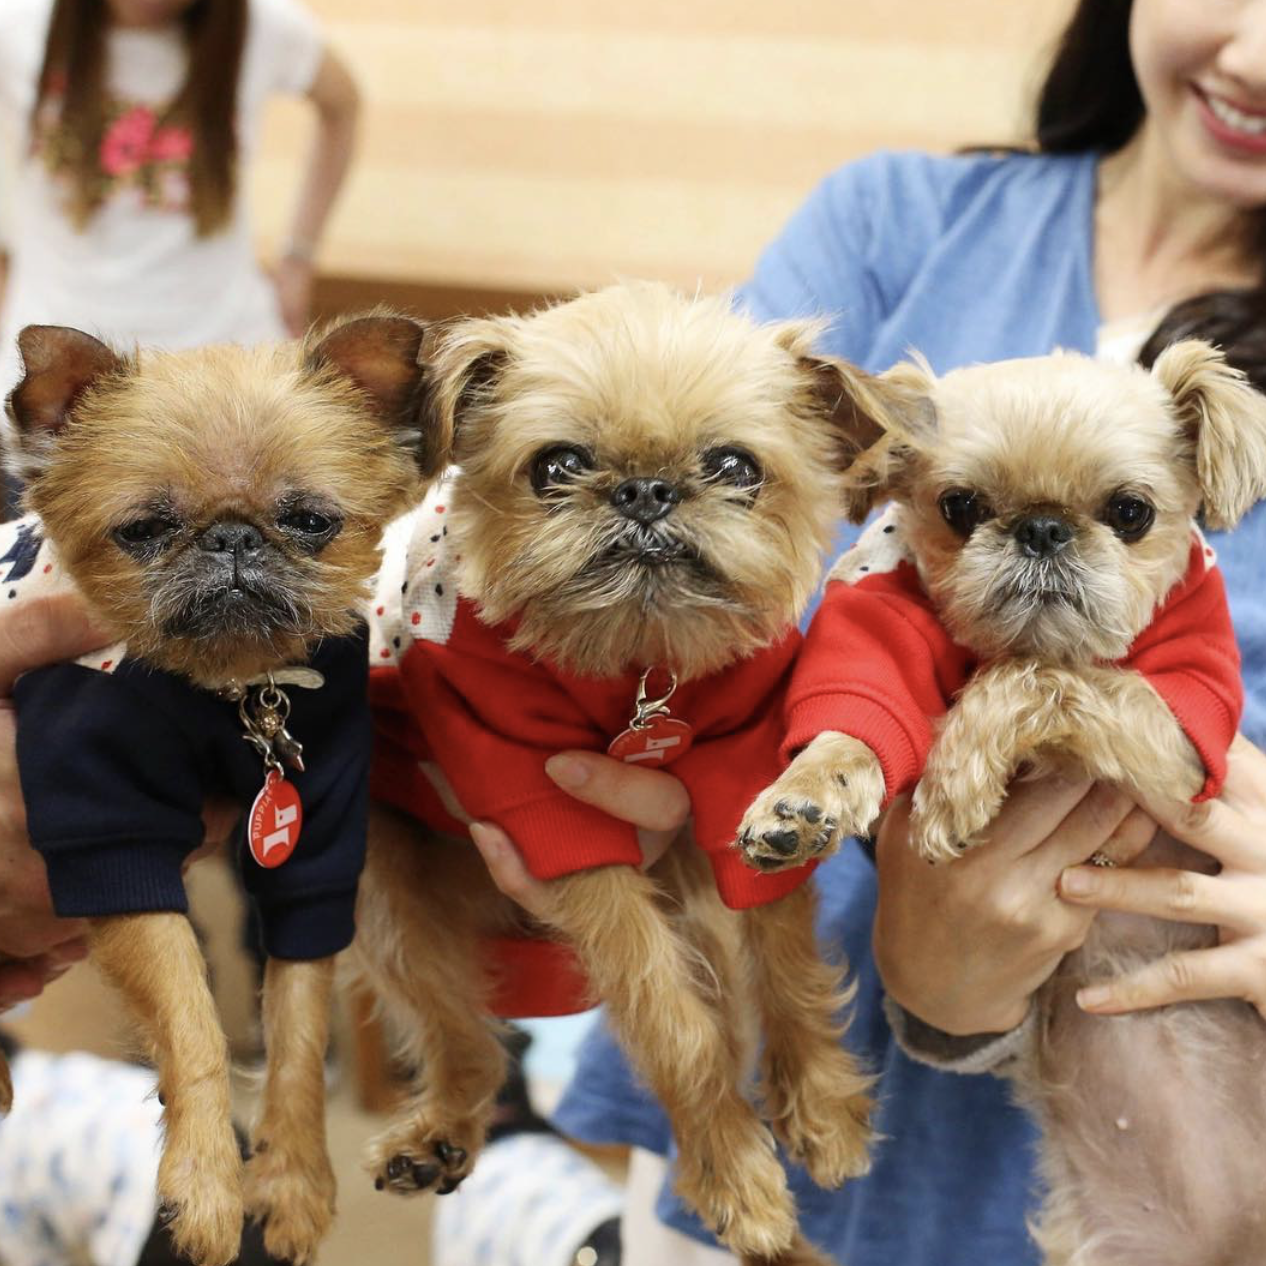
[32,73,197,214]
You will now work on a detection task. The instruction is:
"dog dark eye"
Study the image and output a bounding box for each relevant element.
[113,516,179,550]
[701,446,762,491]
[938,489,994,537]
[278,509,338,536]
[1102,493,1155,541]
[530,445,593,495]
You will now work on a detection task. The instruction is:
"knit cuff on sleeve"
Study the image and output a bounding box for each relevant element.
[782,692,922,804]
[39,837,192,919]
[883,995,1035,1076]
[257,889,359,960]
[492,794,644,880]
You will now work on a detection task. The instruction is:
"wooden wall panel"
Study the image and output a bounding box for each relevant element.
[253,0,1076,292]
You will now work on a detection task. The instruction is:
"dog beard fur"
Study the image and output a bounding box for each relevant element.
[431,281,914,680]
[5,314,436,688]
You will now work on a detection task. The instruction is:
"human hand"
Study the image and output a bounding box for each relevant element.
[0,594,110,1007]
[874,777,1157,1035]
[273,255,315,338]
[467,752,692,920]
[1060,734,1266,1017]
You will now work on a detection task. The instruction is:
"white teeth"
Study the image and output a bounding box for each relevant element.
[1207,94,1266,135]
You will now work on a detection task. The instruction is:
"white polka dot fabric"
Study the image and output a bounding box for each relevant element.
[827,503,914,586]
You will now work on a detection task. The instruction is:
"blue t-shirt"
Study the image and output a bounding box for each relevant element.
[553,150,1266,1262]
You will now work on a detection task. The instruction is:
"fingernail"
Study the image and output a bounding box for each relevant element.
[1061,868,1098,897]
[545,754,590,789]
[1077,986,1112,1011]
[469,822,505,860]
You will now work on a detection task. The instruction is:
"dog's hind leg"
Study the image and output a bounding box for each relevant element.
[90,912,243,1266]
[742,884,874,1189]
[243,956,337,1264]
[539,861,797,1261]
[351,806,508,1200]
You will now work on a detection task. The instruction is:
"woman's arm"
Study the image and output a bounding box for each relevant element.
[273,49,361,337]
[1059,733,1266,1015]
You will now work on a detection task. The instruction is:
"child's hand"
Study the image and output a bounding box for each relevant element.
[469,752,691,919]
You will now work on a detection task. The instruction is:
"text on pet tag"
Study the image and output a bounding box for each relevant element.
[607,666,694,766]
[248,769,303,868]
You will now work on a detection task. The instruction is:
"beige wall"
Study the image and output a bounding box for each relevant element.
[254,0,1076,293]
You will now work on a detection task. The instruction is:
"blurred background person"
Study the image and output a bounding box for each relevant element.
[0,0,360,413]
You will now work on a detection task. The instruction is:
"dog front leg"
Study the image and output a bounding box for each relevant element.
[90,912,243,1266]
[539,864,797,1260]
[243,956,337,1264]
[742,885,874,1189]
[911,661,1073,861]
[353,806,508,1199]
[738,732,886,871]
[1061,666,1205,805]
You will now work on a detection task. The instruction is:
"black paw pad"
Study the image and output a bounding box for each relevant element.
[435,1141,467,1169]
[761,828,801,857]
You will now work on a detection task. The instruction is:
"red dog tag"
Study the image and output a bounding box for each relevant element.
[608,714,694,766]
[248,769,303,868]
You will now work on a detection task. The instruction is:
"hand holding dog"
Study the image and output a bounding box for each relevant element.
[875,776,1157,1036]
[1062,733,1266,1017]
[469,751,691,917]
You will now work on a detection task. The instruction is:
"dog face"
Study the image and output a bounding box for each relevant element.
[879,343,1266,663]
[5,315,435,686]
[432,282,910,679]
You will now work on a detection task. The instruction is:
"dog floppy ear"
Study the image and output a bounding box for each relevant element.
[429,317,515,463]
[797,350,937,523]
[306,313,447,478]
[4,325,127,483]
[1152,338,1266,530]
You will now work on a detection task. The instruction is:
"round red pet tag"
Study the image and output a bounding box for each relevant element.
[248,769,303,868]
[608,714,694,766]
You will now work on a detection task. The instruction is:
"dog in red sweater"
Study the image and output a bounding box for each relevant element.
[354,283,921,1263]
[738,343,1266,1264]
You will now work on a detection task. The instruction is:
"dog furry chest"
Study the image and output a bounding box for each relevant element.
[368,487,814,912]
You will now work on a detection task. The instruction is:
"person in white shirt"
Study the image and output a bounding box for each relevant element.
[0,0,360,404]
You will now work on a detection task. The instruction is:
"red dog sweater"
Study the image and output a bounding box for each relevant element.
[368,490,816,1013]
[784,506,1244,804]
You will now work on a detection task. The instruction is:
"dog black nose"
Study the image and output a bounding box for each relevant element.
[611,477,680,524]
[1014,515,1074,559]
[198,522,265,554]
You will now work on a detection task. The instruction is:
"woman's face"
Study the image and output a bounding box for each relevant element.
[1131,0,1266,207]
[105,0,197,28]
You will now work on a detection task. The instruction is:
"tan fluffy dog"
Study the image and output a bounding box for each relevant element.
[743,343,1266,1263]
[351,283,917,1264]
[3,316,433,1266]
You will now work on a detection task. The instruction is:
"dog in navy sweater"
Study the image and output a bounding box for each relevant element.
[1,316,437,1266]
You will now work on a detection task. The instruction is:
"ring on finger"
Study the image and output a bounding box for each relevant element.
[1089,850,1118,868]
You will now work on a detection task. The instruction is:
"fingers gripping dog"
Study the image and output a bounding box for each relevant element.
[1,316,438,1266]
[357,283,919,1262]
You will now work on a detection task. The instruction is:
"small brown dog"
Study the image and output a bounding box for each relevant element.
[2,316,434,1266]
[354,283,911,1263]
[741,343,1266,1263]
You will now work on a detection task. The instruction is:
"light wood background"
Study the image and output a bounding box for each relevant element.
[255,0,1076,295]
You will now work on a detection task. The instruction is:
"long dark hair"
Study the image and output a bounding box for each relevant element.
[34,0,247,237]
[1035,0,1266,389]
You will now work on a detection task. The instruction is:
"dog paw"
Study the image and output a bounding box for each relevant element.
[367,1120,478,1197]
[910,778,992,863]
[739,755,884,873]
[157,1124,244,1266]
[244,1138,336,1265]
[764,1050,874,1188]
[678,1123,796,1259]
